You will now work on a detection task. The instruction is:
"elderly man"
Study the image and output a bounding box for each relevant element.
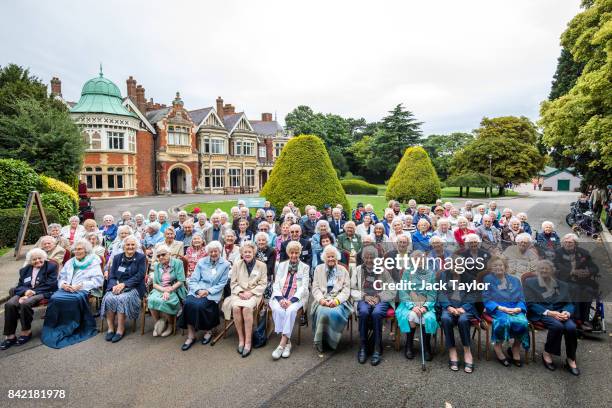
[280,224,312,267]
[117,211,134,229]
[204,213,226,245]
[300,207,319,240]
[329,208,345,237]
[194,213,211,234]
[172,210,190,229]
[503,233,539,277]
[319,204,333,223]
[36,235,67,266]
[176,220,196,253]
[476,214,501,254]
[143,222,164,253]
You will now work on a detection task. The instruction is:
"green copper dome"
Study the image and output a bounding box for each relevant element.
[71,67,136,117]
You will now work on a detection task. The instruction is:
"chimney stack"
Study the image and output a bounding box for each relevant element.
[223,104,235,116]
[261,112,273,122]
[136,85,146,113]
[126,76,137,103]
[50,77,62,97]
[216,96,224,117]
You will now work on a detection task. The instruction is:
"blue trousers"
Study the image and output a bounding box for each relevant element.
[441,310,475,349]
[540,316,577,360]
[358,300,389,351]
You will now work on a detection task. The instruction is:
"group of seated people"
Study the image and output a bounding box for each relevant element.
[1,198,600,377]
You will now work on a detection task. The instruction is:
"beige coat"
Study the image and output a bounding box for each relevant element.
[222,259,267,319]
[311,263,350,305]
[47,245,66,267]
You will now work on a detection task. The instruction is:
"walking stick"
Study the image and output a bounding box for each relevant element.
[418,312,426,371]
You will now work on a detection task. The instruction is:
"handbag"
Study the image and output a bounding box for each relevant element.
[252,305,268,348]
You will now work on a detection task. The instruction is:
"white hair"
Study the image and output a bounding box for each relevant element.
[322,245,339,260]
[224,229,236,238]
[157,211,168,217]
[178,210,187,216]
[464,233,481,243]
[117,225,132,235]
[258,221,270,230]
[255,231,269,243]
[437,218,450,227]
[457,216,469,225]
[391,218,403,227]
[26,248,48,264]
[69,215,80,224]
[103,214,115,222]
[286,240,302,254]
[541,221,554,230]
[240,240,257,253]
[562,233,579,243]
[315,220,330,234]
[430,236,443,244]
[148,209,158,217]
[147,222,161,232]
[205,240,223,253]
[73,238,93,254]
[135,213,144,221]
[515,233,532,243]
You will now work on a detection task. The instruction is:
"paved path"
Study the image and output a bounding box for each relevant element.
[1,191,610,408]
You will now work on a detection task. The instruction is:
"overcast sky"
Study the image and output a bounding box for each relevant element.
[1,0,580,135]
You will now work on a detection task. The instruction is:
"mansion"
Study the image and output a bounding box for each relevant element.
[52,69,290,198]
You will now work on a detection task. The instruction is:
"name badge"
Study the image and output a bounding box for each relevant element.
[24,277,32,283]
[211,268,217,276]
[352,238,357,242]
[366,276,375,283]
[118,266,126,273]
[302,250,309,256]
[551,237,556,241]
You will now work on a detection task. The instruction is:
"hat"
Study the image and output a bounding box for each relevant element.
[193,207,201,214]
[357,202,364,208]
[323,204,331,209]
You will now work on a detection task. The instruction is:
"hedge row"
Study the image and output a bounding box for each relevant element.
[39,174,79,207]
[0,159,39,209]
[41,192,74,224]
[0,207,61,248]
[340,179,378,195]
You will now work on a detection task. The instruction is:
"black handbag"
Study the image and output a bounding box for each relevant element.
[252,305,268,348]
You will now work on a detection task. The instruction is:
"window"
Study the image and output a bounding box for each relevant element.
[84,166,103,190]
[244,169,255,187]
[211,139,224,154]
[168,125,190,146]
[235,140,254,156]
[274,142,284,157]
[234,141,242,156]
[229,168,241,187]
[108,132,125,150]
[83,131,102,150]
[128,132,136,152]
[259,146,266,158]
[204,168,225,188]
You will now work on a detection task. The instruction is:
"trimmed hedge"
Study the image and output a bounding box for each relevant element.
[0,207,61,248]
[0,159,39,209]
[39,174,79,208]
[340,179,378,194]
[41,192,74,224]
[386,146,441,204]
[260,135,350,213]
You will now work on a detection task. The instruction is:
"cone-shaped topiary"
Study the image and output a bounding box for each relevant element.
[385,146,441,204]
[261,135,350,213]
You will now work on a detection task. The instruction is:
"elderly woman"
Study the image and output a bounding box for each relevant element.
[221,229,241,265]
[385,234,412,282]
[412,219,432,252]
[61,216,86,246]
[83,219,103,243]
[180,241,230,350]
[185,234,207,278]
[447,207,460,229]
[405,199,418,216]
[270,241,311,360]
[86,232,107,259]
[517,213,532,236]
[41,239,103,349]
[432,218,457,249]
[45,223,71,251]
[438,263,479,373]
[356,214,375,240]
[143,221,164,252]
[37,235,66,266]
[372,223,389,246]
[257,221,277,247]
[336,221,363,265]
[235,218,253,244]
[524,260,580,375]
[117,211,134,229]
[487,201,501,224]
[403,214,417,234]
[482,256,530,367]
[146,210,158,225]
[553,233,599,331]
[476,214,501,254]
[501,217,524,249]
[152,227,184,267]
[454,216,476,248]
[351,245,395,366]
[503,233,539,277]
[311,220,334,269]
[396,250,439,361]
[458,234,491,282]
[535,221,560,259]
[389,218,410,243]
[100,215,118,247]
[311,246,352,353]
[274,222,291,261]
[499,208,514,228]
[1,249,58,349]
[255,232,277,285]
[148,244,186,337]
[109,225,136,259]
[473,205,487,226]
[133,214,146,240]
[157,211,171,233]
[194,213,211,234]
[100,236,146,343]
[223,241,267,357]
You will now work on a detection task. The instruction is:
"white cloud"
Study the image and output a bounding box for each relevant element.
[0,0,581,134]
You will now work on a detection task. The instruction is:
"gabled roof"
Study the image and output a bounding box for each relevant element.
[189,107,213,126]
[540,166,578,178]
[145,107,171,125]
[123,97,156,134]
[250,120,283,136]
[189,107,226,132]
[223,112,254,134]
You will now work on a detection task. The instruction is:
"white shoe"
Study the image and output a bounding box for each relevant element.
[160,324,173,337]
[272,346,285,360]
[282,342,292,358]
[153,319,166,337]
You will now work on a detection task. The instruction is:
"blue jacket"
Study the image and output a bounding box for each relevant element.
[107,252,146,298]
[14,261,58,299]
[188,256,230,302]
[100,224,118,243]
[482,274,526,315]
[412,231,432,252]
[523,276,574,320]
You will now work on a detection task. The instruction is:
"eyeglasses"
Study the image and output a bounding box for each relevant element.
[157,253,168,258]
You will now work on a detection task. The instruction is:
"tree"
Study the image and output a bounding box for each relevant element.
[445,171,503,197]
[368,104,423,178]
[421,132,474,180]
[548,48,585,101]
[539,0,612,187]
[260,135,350,212]
[451,116,545,195]
[386,146,441,204]
[0,64,85,183]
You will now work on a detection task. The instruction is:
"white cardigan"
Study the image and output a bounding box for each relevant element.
[272,260,310,304]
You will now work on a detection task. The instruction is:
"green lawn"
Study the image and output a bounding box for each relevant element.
[182,186,518,215]
[0,247,11,257]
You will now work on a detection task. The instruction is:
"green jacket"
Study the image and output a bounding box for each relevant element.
[153,257,187,302]
[337,233,362,254]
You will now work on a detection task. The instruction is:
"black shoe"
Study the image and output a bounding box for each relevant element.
[496,355,510,367]
[105,331,115,342]
[201,333,212,345]
[315,343,324,353]
[507,347,522,367]
[357,347,367,364]
[542,355,556,371]
[404,332,415,359]
[181,338,194,351]
[564,360,580,376]
[0,338,17,350]
[370,351,382,366]
[242,347,251,358]
[237,345,244,354]
[111,333,124,343]
[300,314,308,327]
[16,335,32,346]
[423,334,433,361]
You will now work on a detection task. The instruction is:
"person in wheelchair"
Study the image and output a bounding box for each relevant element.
[524,260,580,376]
[553,233,599,331]
[350,245,395,366]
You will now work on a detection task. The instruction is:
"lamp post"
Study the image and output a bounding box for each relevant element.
[488,154,493,198]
